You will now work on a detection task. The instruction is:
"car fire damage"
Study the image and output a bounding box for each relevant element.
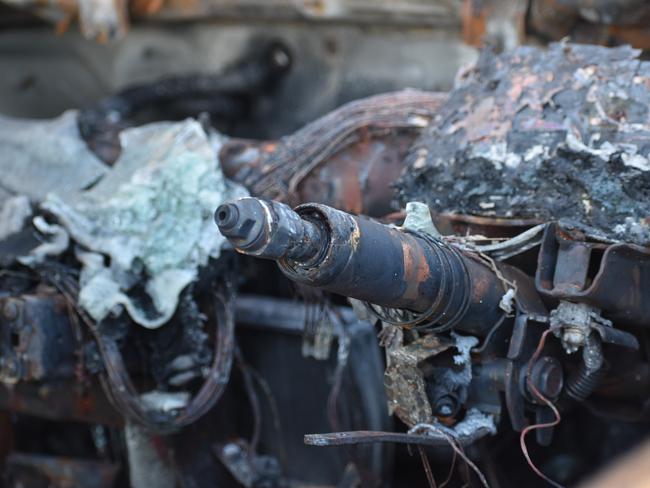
[1,2,650,487]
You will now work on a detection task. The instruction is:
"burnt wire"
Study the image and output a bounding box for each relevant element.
[439,448,457,488]
[362,230,471,334]
[236,348,262,454]
[326,349,345,433]
[520,329,564,488]
[44,266,236,432]
[418,446,437,488]
[326,329,371,482]
[295,284,332,358]
[445,223,547,262]
[248,91,445,200]
[472,314,508,354]
[409,423,490,488]
[245,361,289,467]
[326,311,350,433]
[64,299,89,386]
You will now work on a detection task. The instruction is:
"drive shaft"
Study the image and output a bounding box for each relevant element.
[216,198,507,335]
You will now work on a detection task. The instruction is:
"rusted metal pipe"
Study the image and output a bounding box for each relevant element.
[220,90,446,217]
[216,198,507,336]
[220,135,413,217]
[215,197,324,262]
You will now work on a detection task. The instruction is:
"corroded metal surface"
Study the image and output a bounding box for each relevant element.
[0,381,123,425]
[221,90,445,217]
[529,0,650,45]
[221,136,414,217]
[6,0,461,41]
[537,224,650,328]
[0,294,80,383]
[5,453,120,488]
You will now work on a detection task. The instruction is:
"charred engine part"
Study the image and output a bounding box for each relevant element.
[216,197,516,336]
[220,90,445,217]
[5,452,120,488]
[0,287,391,486]
[0,276,236,433]
[215,198,324,263]
[220,135,411,218]
[0,294,77,384]
[3,21,650,487]
[79,40,292,165]
[215,197,574,449]
[32,258,239,434]
[538,223,650,330]
[534,222,647,414]
[215,196,650,460]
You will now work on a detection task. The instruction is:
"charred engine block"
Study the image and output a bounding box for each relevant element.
[216,197,648,451]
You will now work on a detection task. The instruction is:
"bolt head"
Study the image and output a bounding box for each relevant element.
[530,356,564,400]
[214,204,239,231]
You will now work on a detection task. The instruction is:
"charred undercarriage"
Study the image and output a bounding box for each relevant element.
[0,16,649,488]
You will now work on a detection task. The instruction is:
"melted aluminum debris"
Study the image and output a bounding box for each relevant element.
[0,195,31,241]
[43,119,247,328]
[452,408,497,438]
[0,111,108,204]
[410,408,497,441]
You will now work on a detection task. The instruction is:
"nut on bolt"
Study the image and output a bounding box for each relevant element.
[215,198,324,261]
[528,356,564,400]
[214,198,266,249]
[433,394,459,418]
[215,203,240,233]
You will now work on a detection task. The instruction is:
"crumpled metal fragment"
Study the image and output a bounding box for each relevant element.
[384,334,452,427]
[18,217,69,266]
[43,119,247,328]
[384,332,480,428]
[401,201,442,238]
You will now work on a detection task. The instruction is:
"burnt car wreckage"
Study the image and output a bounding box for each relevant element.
[1,3,650,488]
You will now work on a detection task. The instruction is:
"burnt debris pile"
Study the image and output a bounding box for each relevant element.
[398,43,650,245]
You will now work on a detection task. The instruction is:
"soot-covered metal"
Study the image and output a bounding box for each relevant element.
[0,10,650,488]
[397,42,650,246]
